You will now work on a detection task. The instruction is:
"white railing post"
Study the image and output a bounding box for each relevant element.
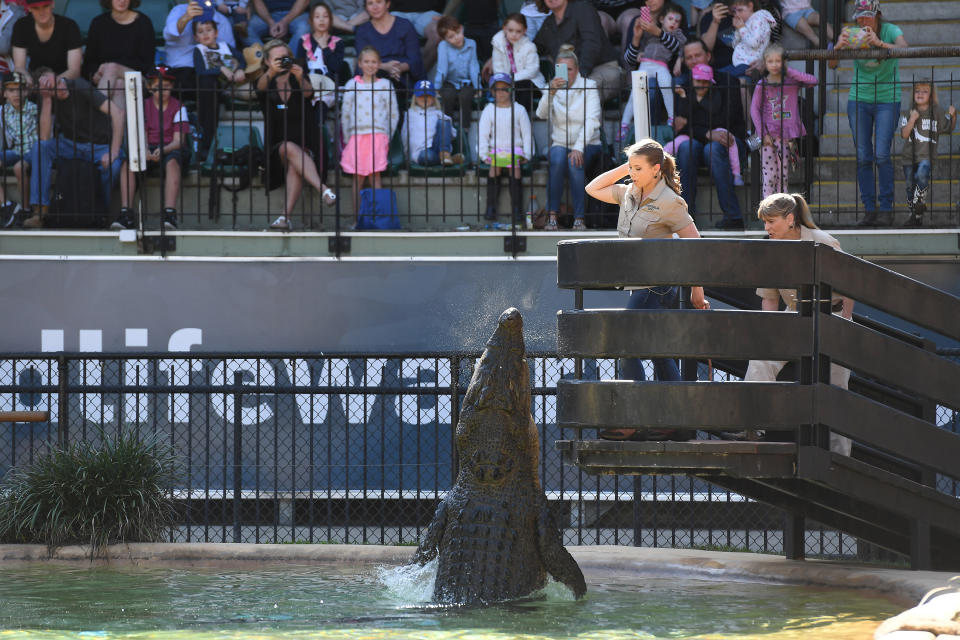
[631,70,650,143]
[124,71,147,173]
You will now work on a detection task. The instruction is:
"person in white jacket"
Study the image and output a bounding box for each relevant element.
[536,46,601,231]
[490,13,545,111]
[478,73,533,224]
[401,79,463,166]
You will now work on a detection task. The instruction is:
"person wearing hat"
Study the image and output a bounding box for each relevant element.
[26,68,126,228]
[82,0,157,108]
[117,66,190,230]
[11,0,82,82]
[672,37,747,229]
[401,79,462,167]
[479,72,533,224]
[0,70,35,227]
[829,0,908,227]
[535,46,600,231]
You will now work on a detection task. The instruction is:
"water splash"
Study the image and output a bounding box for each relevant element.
[376,558,437,604]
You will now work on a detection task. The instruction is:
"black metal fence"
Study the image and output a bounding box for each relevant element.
[7,54,960,234]
[2,350,957,559]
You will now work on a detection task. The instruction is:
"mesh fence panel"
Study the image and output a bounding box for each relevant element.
[1,351,955,557]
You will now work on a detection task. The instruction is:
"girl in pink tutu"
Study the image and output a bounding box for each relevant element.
[340,46,399,217]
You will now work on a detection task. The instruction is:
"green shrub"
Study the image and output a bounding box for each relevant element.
[0,428,179,555]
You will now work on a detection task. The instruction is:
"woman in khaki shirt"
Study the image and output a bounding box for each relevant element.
[585,138,709,441]
[741,192,855,454]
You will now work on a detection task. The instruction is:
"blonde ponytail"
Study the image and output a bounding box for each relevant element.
[757,192,818,229]
[624,138,682,195]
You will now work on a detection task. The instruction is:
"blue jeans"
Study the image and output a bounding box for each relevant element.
[847,100,899,212]
[547,144,601,217]
[676,137,743,221]
[30,135,124,208]
[903,159,931,202]
[246,10,310,46]
[619,286,682,382]
[415,119,454,165]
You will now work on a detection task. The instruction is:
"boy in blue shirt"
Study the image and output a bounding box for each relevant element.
[435,15,479,133]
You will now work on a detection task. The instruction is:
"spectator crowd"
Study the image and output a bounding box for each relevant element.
[0,0,950,231]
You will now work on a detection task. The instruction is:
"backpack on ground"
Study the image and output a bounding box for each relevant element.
[46,158,107,229]
[355,188,400,230]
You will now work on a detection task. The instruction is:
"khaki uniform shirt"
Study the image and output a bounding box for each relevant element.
[757,226,844,311]
[613,179,693,239]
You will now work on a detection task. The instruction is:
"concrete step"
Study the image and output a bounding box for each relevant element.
[810,178,960,204]
[811,155,960,180]
[818,130,960,154]
[820,110,960,135]
[873,0,960,23]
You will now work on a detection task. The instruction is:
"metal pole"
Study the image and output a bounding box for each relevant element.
[57,356,68,448]
[233,371,242,543]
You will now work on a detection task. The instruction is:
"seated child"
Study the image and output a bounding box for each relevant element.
[435,15,480,134]
[192,18,245,157]
[118,66,191,230]
[667,63,744,186]
[490,13,545,112]
[781,0,832,48]
[401,80,464,166]
[0,71,36,227]
[727,0,776,78]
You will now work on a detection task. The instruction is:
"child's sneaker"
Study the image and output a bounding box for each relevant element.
[163,208,178,230]
[1,201,21,228]
[270,215,291,230]
[733,174,745,186]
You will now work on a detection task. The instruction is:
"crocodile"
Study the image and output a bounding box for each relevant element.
[411,307,586,605]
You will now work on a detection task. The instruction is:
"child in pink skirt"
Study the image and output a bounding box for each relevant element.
[340,46,400,216]
[665,63,744,186]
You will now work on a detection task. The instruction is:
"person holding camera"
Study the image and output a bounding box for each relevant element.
[829,0,907,227]
[257,39,336,230]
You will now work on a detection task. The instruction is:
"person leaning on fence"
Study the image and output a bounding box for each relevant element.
[0,71,36,228]
[584,137,710,442]
[536,45,601,231]
[750,43,817,198]
[489,13,545,113]
[735,192,855,456]
[25,68,125,229]
[479,72,533,225]
[899,78,956,227]
[340,45,398,223]
[11,0,81,84]
[434,15,479,138]
[828,0,907,228]
[401,79,462,167]
[533,0,622,104]
[258,39,336,231]
[81,0,157,108]
[117,66,190,231]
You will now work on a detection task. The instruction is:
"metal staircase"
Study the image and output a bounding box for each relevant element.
[554,238,960,569]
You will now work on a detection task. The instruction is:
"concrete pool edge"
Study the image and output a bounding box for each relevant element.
[1,543,951,606]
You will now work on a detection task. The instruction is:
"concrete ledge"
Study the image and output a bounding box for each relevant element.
[1,543,951,606]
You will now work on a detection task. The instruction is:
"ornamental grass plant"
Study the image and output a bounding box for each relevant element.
[0,428,179,556]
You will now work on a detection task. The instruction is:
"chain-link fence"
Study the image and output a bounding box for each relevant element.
[2,351,957,560]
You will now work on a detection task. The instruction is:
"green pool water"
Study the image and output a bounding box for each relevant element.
[0,562,898,639]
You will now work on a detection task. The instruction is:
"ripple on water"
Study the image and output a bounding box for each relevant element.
[0,563,897,640]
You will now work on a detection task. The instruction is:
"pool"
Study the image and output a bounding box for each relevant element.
[0,558,899,640]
